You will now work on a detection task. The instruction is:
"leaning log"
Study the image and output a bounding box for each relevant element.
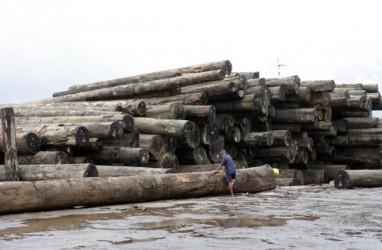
[335,170,382,189]
[0,165,275,214]
[0,163,98,181]
[51,70,225,102]
[16,125,89,147]
[0,132,41,154]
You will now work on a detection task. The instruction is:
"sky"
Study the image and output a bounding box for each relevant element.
[1,0,382,115]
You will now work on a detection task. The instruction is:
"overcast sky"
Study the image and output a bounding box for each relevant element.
[1,0,382,115]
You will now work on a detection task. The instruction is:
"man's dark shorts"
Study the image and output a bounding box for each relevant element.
[226,173,236,182]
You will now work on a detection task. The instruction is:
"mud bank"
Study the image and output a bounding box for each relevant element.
[0,184,382,250]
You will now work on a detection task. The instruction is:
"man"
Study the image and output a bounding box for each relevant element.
[214,149,237,197]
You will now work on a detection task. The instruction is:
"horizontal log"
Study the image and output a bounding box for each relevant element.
[13,109,125,118]
[134,117,199,148]
[302,169,327,185]
[0,165,275,214]
[16,124,89,147]
[234,72,259,79]
[212,94,261,112]
[309,164,349,182]
[180,79,238,100]
[342,117,379,129]
[137,93,208,105]
[184,105,216,124]
[146,152,179,169]
[270,130,292,147]
[278,169,304,184]
[334,147,382,165]
[300,80,335,92]
[0,163,97,181]
[273,108,318,123]
[362,83,379,93]
[18,151,70,165]
[175,146,210,165]
[145,102,185,119]
[335,170,382,188]
[242,132,273,147]
[0,132,41,154]
[94,147,149,166]
[96,165,174,177]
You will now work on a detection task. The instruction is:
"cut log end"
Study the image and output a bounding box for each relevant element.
[83,164,99,177]
[334,170,351,189]
[137,101,147,116]
[122,115,135,133]
[25,132,42,154]
[76,126,90,147]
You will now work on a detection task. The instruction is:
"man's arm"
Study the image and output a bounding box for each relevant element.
[214,164,224,174]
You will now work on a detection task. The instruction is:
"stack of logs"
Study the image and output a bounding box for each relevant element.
[1,59,382,187]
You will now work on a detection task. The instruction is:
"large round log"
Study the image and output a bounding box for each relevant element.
[16,124,89,147]
[180,79,238,100]
[0,163,98,181]
[18,151,70,165]
[278,169,304,184]
[270,130,292,147]
[146,152,179,169]
[242,132,273,147]
[0,165,275,214]
[0,132,41,154]
[139,134,163,160]
[96,165,174,177]
[300,80,335,92]
[52,70,225,102]
[134,118,199,148]
[145,102,185,119]
[335,170,382,189]
[175,146,210,165]
[302,169,327,185]
[184,105,216,124]
[273,108,318,123]
[94,147,149,166]
[138,93,208,105]
[264,76,300,95]
[309,164,349,182]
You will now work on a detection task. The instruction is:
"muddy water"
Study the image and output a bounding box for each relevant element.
[0,184,382,249]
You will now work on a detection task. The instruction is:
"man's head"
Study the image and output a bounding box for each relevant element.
[218,149,226,157]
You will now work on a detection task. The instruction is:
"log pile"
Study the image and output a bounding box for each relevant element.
[1,59,382,203]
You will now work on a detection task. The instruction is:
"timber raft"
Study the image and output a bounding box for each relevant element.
[1,60,382,214]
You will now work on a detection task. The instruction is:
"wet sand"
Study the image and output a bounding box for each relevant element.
[0,184,381,249]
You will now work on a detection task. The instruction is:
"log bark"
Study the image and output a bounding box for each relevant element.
[139,134,163,160]
[302,169,327,184]
[273,108,318,123]
[184,105,216,124]
[103,130,140,148]
[13,109,125,118]
[18,151,70,164]
[268,86,285,101]
[64,60,232,94]
[334,147,382,165]
[0,108,18,181]
[146,152,179,169]
[15,114,135,133]
[264,75,300,95]
[145,102,185,119]
[0,163,98,181]
[344,117,380,129]
[242,132,273,147]
[295,137,314,151]
[255,147,296,163]
[272,123,302,133]
[247,78,265,87]
[16,124,89,147]
[309,164,349,182]
[200,123,220,145]
[138,93,208,105]
[278,169,304,184]
[0,165,275,214]
[51,70,225,102]
[134,117,199,148]
[335,170,382,189]
[300,80,335,92]
[276,178,301,186]
[94,147,149,166]
[235,72,259,79]
[175,146,210,165]
[362,83,379,93]
[96,165,174,177]
[0,132,41,154]
[212,94,261,112]
[270,130,292,147]
[180,79,239,100]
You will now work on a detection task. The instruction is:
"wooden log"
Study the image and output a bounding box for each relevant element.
[0,163,98,181]
[208,135,225,163]
[96,165,174,177]
[15,114,135,133]
[270,130,292,147]
[268,86,285,101]
[73,138,103,154]
[134,117,199,148]
[0,108,18,181]
[292,149,309,165]
[212,94,261,112]
[300,80,335,92]
[104,129,140,148]
[276,178,301,186]
[70,156,94,164]
[12,100,146,116]
[304,92,330,108]
[235,72,259,79]
[145,102,185,119]
[334,147,382,165]
[64,60,232,94]
[0,132,41,154]
[264,75,300,95]
[94,147,149,165]
[52,70,225,102]
[0,165,275,214]
[138,93,208,105]
[175,146,210,165]
[278,169,304,184]
[224,127,241,144]
[183,105,216,124]
[215,113,235,133]
[16,124,89,147]
[295,137,314,151]
[335,170,382,189]
[255,147,296,164]
[200,123,220,145]
[302,169,327,184]
[242,132,273,147]
[296,86,312,102]
[139,134,163,160]
[272,123,302,133]
[309,164,349,182]
[322,107,332,122]
[329,90,350,107]
[362,83,378,93]
[18,151,70,164]
[180,79,239,100]
[335,83,363,89]
[273,108,318,123]
[13,109,125,118]
[367,92,381,104]
[161,136,177,154]
[344,117,379,129]
[146,152,179,169]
